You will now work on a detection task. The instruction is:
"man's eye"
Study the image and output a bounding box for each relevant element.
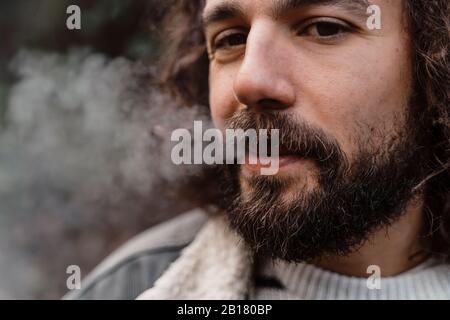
[213,32,247,50]
[299,19,352,39]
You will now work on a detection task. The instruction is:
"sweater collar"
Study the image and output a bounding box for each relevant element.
[252,251,450,300]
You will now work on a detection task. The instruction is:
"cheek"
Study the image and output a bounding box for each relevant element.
[296,40,412,158]
[209,64,237,131]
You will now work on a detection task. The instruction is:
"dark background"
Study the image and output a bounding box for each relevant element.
[0,0,173,123]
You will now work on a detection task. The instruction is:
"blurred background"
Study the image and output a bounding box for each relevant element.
[0,0,212,299]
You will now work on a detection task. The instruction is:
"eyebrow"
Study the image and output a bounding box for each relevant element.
[202,1,245,29]
[202,0,371,29]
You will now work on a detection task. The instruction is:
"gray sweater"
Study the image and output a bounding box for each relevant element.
[250,256,450,299]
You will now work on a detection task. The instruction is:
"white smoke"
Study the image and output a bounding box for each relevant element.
[0,49,212,298]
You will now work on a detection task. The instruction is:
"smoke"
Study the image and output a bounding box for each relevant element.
[0,49,212,298]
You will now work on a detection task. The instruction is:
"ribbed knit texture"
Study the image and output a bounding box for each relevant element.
[250,257,450,300]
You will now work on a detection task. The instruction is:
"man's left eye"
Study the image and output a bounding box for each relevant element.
[298,18,352,39]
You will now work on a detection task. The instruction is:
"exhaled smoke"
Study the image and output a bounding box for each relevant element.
[0,49,212,298]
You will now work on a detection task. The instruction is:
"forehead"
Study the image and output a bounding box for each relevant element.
[202,0,406,34]
[203,0,373,18]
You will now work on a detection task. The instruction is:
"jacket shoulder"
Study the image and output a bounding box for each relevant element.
[63,208,208,300]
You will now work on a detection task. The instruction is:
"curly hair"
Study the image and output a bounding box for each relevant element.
[158,0,450,258]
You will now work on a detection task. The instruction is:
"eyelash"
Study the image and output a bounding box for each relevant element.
[297,17,353,39]
[211,18,354,52]
[213,30,247,51]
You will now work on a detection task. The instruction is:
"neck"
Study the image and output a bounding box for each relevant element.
[313,196,430,277]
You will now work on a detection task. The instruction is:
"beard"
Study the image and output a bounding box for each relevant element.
[216,104,433,263]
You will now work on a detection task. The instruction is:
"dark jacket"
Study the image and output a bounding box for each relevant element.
[63,209,208,300]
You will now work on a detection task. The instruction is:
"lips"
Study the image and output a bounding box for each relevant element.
[243,139,304,173]
[227,109,340,175]
[275,143,305,168]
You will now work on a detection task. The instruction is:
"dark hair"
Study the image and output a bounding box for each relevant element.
[159,0,450,258]
[158,0,209,106]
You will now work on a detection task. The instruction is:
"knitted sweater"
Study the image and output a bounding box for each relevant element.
[250,256,450,299]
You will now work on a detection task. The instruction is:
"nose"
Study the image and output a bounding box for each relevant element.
[233,23,296,112]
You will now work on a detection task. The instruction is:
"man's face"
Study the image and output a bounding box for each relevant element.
[203,0,431,261]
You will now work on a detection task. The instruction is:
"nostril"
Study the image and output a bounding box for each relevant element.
[257,98,289,110]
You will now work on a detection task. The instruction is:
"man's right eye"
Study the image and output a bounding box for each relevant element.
[213,31,247,51]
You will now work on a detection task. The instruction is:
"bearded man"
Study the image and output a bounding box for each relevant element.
[66,0,450,300]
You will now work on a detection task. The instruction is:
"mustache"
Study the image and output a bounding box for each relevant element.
[226,109,347,174]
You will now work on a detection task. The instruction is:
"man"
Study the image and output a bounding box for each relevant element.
[66,0,450,299]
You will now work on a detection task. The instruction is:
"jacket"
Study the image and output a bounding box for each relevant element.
[64,209,211,299]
